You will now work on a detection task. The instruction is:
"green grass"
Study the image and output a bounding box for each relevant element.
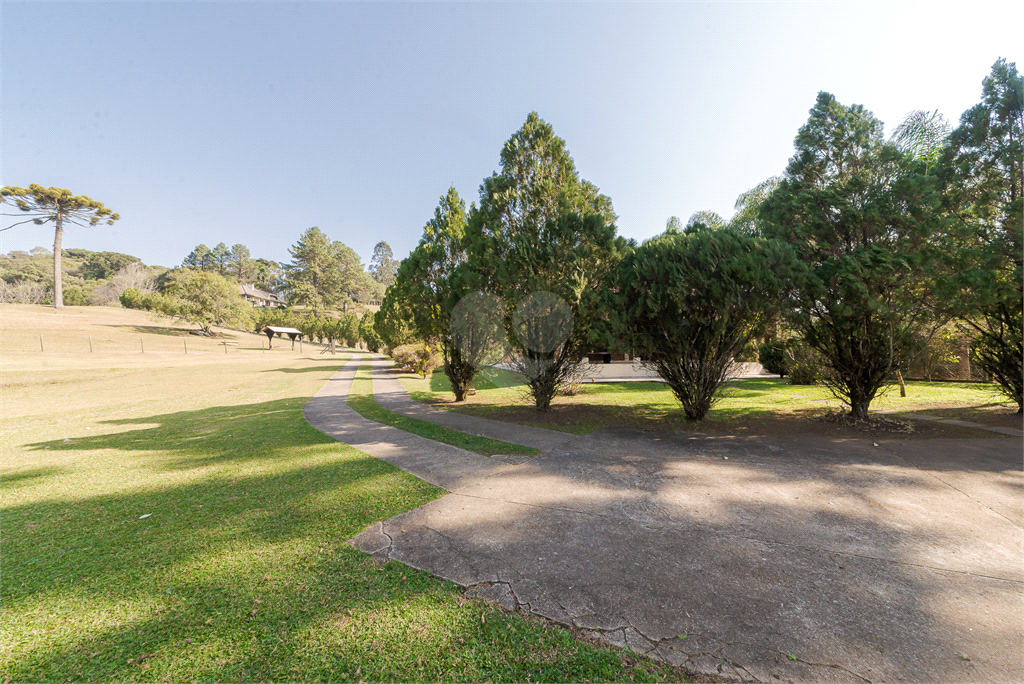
[346,365,540,457]
[400,368,1015,436]
[1,334,675,682]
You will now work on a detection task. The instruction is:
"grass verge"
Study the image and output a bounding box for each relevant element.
[399,367,1018,439]
[346,365,540,457]
[2,330,671,682]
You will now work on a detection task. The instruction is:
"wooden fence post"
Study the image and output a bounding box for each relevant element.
[89,336,93,352]
[39,335,44,352]
[141,337,145,353]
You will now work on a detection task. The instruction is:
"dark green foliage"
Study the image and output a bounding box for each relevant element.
[359,312,381,352]
[369,241,398,287]
[939,58,1023,411]
[284,228,371,314]
[390,188,488,401]
[610,225,801,420]
[761,92,947,420]
[465,112,622,410]
[375,287,417,352]
[64,249,141,280]
[758,341,788,377]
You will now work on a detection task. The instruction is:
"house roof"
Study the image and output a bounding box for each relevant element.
[239,284,286,303]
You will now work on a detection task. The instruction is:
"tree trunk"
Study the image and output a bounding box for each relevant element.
[52,217,64,309]
[849,399,870,422]
[896,369,906,397]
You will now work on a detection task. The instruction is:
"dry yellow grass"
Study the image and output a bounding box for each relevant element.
[0,302,310,354]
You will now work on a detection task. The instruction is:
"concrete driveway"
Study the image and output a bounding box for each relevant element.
[311,356,1024,682]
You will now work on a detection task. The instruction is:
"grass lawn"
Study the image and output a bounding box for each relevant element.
[346,365,540,457]
[1,305,682,682]
[399,366,1020,439]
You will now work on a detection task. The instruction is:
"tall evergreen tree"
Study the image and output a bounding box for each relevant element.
[284,227,341,314]
[391,188,496,401]
[369,241,398,287]
[465,112,622,410]
[940,58,1023,411]
[182,244,213,271]
[761,92,947,420]
[285,227,372,314]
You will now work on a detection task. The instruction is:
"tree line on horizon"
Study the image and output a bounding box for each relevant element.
[376,58,1022,419]
[0,191,400,338]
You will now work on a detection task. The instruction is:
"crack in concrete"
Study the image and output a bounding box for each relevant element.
[646,629,873,683]
[378,525,394,560]
[880,442,1023,530]
[362,525,878,684]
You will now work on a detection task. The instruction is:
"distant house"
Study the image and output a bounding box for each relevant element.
[239,284,286,308]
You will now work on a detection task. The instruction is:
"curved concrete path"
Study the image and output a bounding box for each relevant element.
[367,355,577,452]
[303,355,518,490]
[306,355,1024,683]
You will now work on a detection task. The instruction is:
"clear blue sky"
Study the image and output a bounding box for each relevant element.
[3,1,1020,269]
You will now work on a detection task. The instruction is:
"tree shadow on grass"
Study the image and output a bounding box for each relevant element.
[261,364,350,373]
[0,465,67,489]
[2,452,675,683]
[26,398,358,472]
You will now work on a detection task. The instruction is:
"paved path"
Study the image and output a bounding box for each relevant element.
[303,355,518,490]
[307,356,1024,683]
[368,355,577,452]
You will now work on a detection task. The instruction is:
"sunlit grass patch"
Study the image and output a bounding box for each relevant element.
[2,310,682,682]
[347,365,539,457]
[400,366,1015,437]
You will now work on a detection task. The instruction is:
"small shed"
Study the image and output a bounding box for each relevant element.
[263,326,303,350]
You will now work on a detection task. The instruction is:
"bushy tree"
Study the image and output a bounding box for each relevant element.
[1,184,120,309]
[940,58,1023,411]
[761,92,948,420]
[374,289,416,352]
[182,244,213,271]
[359,311,381,352]
[611,224,801,420]
[77,250,141,280]
[253,258,285,293]
[465,112,622,410]
[284,227,368,314]
[369,241,398,288]
[341,312,361,348]
[391,188,492,401]
[163,269,251,334]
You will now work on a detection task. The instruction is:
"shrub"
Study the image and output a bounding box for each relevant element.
[758,341,788,377]
[119,287,144,309]
[63,285,87,306]
[787,341,823,385]
[391,343,442,378]
[0,279,50,304]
